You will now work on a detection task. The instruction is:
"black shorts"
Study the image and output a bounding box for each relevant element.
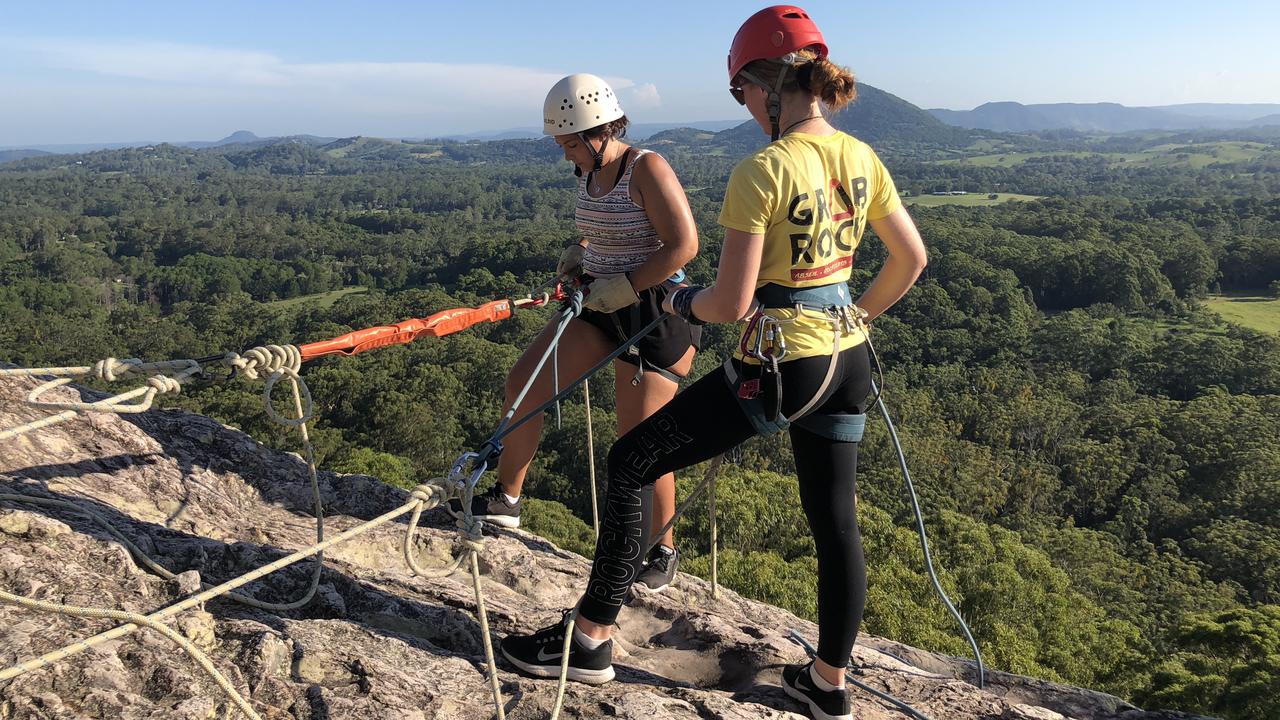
[579,285,702,373]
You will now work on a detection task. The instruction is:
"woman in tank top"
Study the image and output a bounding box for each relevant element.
[450,73,699,593]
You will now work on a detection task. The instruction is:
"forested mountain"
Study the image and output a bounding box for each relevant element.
[648,82,979,158]
[2,90,1279,720]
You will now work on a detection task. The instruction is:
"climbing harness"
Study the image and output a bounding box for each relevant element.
[588,267,690,387]
[723,282,868,440]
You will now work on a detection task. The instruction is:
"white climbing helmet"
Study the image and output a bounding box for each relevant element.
[542,74,625,136]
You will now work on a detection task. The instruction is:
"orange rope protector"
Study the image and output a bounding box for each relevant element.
[298,292,555,361]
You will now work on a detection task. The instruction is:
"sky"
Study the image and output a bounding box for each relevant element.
[2,0,1279,146]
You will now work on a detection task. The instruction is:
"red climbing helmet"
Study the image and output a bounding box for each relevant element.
[727,5,828,82]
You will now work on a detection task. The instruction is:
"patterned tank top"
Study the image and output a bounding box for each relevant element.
[577,148,663,275]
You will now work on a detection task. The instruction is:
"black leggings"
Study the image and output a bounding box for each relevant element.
[579,343,871,668]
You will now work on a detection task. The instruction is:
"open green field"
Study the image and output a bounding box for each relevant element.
[1204,294,1280,334]
[905,192,1041,207]
[265,286,369,311]
[942,141,1273,170]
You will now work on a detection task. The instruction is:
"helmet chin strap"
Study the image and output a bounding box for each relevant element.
[739,66,792,141]
[573,132,611,178]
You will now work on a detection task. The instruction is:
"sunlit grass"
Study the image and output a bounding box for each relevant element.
[1204,294,1280,334]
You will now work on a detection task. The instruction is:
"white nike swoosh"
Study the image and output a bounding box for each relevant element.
[536,647,564,662]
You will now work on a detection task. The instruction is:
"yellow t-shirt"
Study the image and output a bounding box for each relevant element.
[719,131,901,362]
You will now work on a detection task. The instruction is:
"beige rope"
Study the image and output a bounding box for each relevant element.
[549,607,578,720]
[0,587,262,719]
[0,486,457,710]
[583,380,599,539]
[709,467,719,600]
[1,345,512,718]
[2,473,515,718]
[401,483,506,719]
[0,349,317,715]
[0,359,202,441]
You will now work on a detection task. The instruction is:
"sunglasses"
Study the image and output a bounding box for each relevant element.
[729,86,746,106]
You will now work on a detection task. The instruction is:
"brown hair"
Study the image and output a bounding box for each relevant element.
[581,115,630,140]
[739,49,857,111]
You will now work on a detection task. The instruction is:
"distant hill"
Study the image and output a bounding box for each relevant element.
[1,131,338,156]
[183,131,339,150]
[0,149,51,165]
[930,102,1056,132]
[435,120,744,142]
[183,130,261,148]
[930,101,1280,132]
[631,121,744,140]
[1151,103,1280,121]
[2,84,976,174]
[648,83,976,159]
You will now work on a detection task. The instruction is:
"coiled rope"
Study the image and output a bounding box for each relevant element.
[1,345,508,719]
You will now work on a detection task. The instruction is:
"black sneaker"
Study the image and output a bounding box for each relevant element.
[500,610,615,685]
[635,544,678,593]
[447,484,521,528]
[782,661,852,720]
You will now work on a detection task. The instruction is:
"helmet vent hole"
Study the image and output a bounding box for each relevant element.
[784,11,803,18]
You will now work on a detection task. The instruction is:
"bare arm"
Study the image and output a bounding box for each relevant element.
[857,207,927,321]
[626,153,698,291]
[663,227,763,323]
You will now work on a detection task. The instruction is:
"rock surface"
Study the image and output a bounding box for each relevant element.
[0,375,1216,720]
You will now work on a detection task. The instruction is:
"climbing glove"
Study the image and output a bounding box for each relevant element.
[583,274,640,314]
[557,243,586,280]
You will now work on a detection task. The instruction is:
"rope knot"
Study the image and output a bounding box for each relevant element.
[226,345,302,381]
[409,482,446,509]
[456,515,487,553]
[93,357,141,382]
[146,375,182,395]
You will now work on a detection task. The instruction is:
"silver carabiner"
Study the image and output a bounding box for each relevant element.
[449,451,480,490]
[757,317,787,362]
[749,318,770,362]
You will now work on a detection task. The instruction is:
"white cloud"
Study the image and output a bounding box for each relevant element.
[0,37,661,139]
[622,82,662,110]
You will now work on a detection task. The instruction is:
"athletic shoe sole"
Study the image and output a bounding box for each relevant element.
[632,580,670,595]
[446,504,520,529]
[783,682,852,720]
[500,646,615,685]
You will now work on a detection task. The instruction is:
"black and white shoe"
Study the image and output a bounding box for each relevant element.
[635,544,678,593]
[500,610,615,685]
[447,484,522,528]
[782,661,852,720]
